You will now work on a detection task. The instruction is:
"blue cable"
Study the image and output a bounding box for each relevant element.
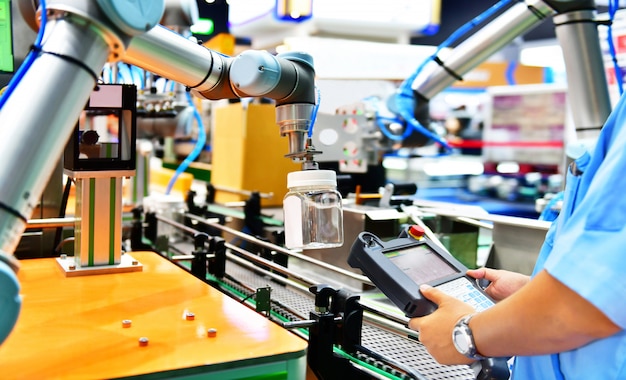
[156,28,200,194]
[117,62,134,84]
[307,87,321,138]
[363,96,411,142]
[438,0,514,51]
[376,116,412,141]
[506,61,517,85]
[606,0,624,95]
[130,65,145,89]
[391,0,515,151]
[0,0,47,110]
[395,89,452,152]
[404,0,514,88]
[165,91,207,195]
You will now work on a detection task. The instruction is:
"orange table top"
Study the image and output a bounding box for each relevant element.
[0,251,307,379]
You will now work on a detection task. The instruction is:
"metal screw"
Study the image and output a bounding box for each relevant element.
[138,337,149,346]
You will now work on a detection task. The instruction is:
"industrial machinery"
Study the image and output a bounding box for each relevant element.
[0,0,618,379]
[0,0,318,345]
[300,0,612,203]
[392,0,611,164]
[129,207,496,380]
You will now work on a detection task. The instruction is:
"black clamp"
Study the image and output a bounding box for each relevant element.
[130,206,155,251]
[191,233,210,280]
[305,285,368,380]
[191,233,226,281]
[208,236,226,278]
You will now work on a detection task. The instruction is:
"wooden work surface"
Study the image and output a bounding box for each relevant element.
[0,251,307,379]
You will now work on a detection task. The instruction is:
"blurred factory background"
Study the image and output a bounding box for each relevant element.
[177,0,601,218]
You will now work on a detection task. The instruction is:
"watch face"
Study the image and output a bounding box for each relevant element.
[453,328,470,353]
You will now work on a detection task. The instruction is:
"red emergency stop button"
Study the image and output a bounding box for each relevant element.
[408,225,425,240]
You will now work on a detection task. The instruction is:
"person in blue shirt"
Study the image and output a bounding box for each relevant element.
[409,93,626,379]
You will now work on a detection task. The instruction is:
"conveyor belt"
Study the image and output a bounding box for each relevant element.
[153,213,477,379]
[220,255,476,380]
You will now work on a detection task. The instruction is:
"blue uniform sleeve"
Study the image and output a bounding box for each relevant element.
[543,95,626,329]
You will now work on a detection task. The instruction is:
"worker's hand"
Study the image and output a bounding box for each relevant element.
[408,284,476,365]
[467,267,530,302]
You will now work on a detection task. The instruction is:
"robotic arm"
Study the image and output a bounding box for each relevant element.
[0,0,316,344]
[400,0,611,148]
[0,0,317,256]
[122,25,316,160]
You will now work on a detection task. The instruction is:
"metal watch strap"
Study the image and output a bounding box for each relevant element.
[452,313,486,360]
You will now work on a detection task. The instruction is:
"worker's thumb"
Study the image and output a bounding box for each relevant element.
[419,284,447,305]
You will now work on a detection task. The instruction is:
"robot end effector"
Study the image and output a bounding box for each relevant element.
[200,50,318,163]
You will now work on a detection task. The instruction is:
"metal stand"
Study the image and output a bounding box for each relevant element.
[56,251,142,277]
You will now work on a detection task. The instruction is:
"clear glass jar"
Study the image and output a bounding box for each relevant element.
[283,170,344,250]
[143,193,185,244]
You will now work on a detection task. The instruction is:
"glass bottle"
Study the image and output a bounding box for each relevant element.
[283,170,343,250]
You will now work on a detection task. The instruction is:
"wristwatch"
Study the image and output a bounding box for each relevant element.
[452,314,486,360]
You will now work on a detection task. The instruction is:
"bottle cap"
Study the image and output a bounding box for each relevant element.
[287,170,336,188]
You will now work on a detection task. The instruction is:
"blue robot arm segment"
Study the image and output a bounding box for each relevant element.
[0,255,21,345]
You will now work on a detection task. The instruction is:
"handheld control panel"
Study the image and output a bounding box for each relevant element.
[348,229,494,318]
[348,229,512,379]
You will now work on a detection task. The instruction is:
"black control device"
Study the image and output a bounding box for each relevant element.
[348,229,494,318]
[348,228,511,379]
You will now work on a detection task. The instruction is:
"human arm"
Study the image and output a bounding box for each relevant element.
[408,269,621,365]
[466,267,530,301]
